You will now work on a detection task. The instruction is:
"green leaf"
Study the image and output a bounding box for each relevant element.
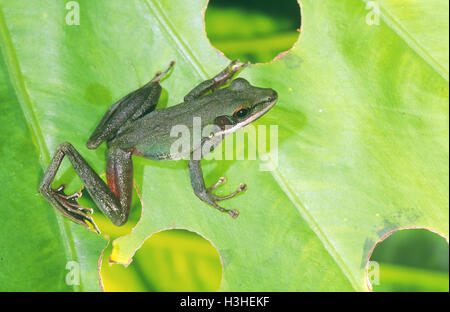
[101,229,222,292]
[0,0,447,291]
[368,0,449,80]
[0,2,106,291]
[204,6,300,63]
[373,263,449,292]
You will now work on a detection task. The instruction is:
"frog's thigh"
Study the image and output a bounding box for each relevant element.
[87,82,162,150]
[106,146,133,223]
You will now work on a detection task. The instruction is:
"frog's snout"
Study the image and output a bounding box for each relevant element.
[270,90,278,102]
[266,89,278,105]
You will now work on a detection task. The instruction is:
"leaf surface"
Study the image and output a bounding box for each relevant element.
[0,0,447,291]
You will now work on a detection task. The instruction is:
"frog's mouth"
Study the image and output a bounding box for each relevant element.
[174,96,277,160]
[214,96,278,137]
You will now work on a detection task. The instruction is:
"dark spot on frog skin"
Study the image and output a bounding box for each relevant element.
[214,115,233,130]
[156,152,171,160]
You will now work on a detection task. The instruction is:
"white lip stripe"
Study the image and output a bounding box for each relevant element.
[169,99,277,160]
[213,100,277,137]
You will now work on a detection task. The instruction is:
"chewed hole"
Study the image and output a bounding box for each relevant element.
[101,229,222,291]
[367,228,449,292]
[205,0,301,64]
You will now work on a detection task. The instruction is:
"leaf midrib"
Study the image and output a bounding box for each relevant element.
[143,0,209,80]
[361,0,449,82]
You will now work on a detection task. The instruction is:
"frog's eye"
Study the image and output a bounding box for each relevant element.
[233,106,250,119]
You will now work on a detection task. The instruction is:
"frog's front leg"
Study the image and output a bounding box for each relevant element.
[188,159,246,218]
[39,143,133,232]
[184,60,249,101]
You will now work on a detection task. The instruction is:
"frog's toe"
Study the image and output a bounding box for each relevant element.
[207,177,227,192]
[51,186,100,234]
[231,60,250,72]
[208,199,239,219]
[151,61,175,82]
[201,177,245,218]
[228,209,239,219]
[209,182,247,202]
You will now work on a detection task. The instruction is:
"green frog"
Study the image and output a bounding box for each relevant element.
[39,60,278,233]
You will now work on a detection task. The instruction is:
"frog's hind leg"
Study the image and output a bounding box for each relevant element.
[39,142,133,232]
[105,146,134,224]
[86,61,175,150]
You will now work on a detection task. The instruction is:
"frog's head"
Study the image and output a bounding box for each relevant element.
[213,78,278,135]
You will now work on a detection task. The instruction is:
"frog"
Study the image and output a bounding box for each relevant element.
[39,60,278,233]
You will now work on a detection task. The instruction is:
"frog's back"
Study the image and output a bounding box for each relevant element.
[109,100,203,160]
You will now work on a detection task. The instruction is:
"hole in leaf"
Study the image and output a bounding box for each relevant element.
[205,0,301,64]
[367,228,449,292]
[101,229,222,291]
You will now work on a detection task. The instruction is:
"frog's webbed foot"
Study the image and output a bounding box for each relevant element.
[51,185,100,234]
[205,177,247,218]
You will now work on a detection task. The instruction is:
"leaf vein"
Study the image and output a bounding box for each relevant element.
[143,0,209,79]
[361,0,449,82]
